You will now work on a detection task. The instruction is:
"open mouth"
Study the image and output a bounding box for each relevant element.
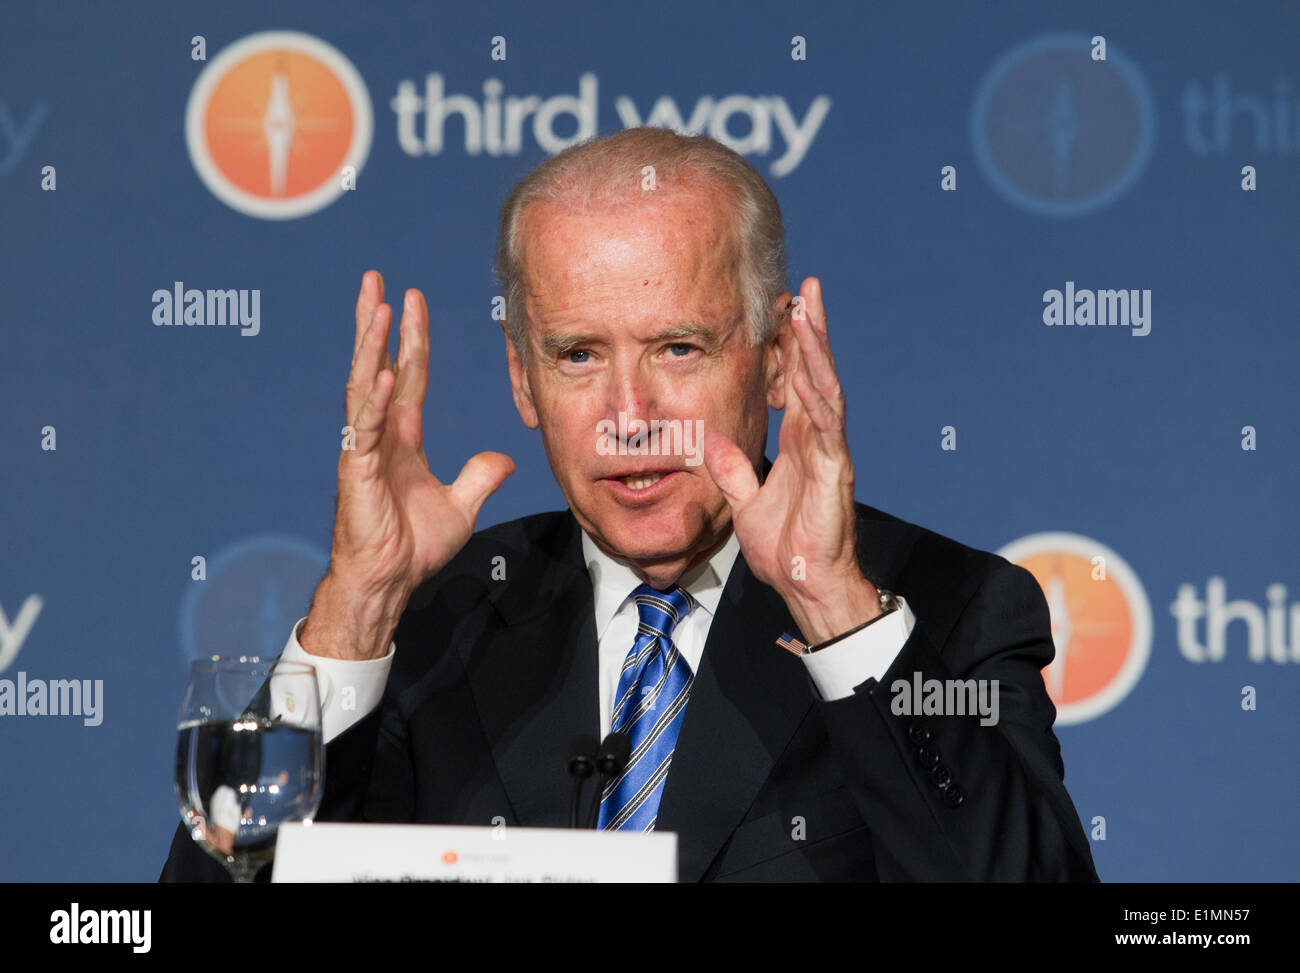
[603,470,680,496]
[620,473,666,490]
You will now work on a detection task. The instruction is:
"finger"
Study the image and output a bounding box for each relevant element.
[778,328,811,432]
[792,367,846,458]
[702,431,760,512]
[346,302,392,423]
[792,312,838,397]
[798,277,835,367]
[449,451,516,522]
[348,368,395,458]
[792,281,843,414]
[802,276,828,335]
[353,270,385,365]
[392,289,429,409]
[774,310,802,409]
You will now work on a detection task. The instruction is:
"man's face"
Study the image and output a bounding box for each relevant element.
[505,185,789,585]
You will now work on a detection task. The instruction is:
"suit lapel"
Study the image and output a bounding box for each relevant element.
[460,514,600,827]
[456,502,919,878]
[656,548,816,882]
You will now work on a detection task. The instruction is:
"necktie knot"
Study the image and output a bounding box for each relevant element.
[631,583,692,642]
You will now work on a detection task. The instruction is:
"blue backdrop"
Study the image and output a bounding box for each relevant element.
[2,0,1296,881]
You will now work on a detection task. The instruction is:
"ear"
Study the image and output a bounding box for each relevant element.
[763,291,796,412]
[503,323,540,429]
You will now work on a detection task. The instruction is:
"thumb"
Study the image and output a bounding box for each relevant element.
[450,451,516,522]
[703,431,759,513]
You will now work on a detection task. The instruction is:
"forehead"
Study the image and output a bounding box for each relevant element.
[517,189,742,326]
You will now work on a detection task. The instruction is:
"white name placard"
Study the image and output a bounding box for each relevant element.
[271,822,677,883]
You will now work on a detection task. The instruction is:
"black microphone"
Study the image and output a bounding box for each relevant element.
[584,732,631,829]
[566,734,599,829]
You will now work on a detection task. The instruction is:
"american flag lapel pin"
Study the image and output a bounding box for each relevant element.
[776,631,808,656]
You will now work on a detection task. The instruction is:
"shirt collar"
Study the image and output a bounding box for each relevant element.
[582,528,741,640]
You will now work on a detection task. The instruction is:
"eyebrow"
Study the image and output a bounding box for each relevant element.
[539,332,596,359]
[538,322,721,359]
[651,323,717,344]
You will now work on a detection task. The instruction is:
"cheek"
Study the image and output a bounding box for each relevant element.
[709,366,765,432]
[536,387,601,472]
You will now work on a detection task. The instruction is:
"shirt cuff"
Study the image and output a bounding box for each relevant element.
[273,617,395,744]
[801,596,916,701]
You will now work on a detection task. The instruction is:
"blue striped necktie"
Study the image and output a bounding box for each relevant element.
[598,583,695,831]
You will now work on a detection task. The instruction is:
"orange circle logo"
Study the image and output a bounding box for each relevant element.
[442,851,458,864]
[186,32,372,219]
[998,532,1151,724]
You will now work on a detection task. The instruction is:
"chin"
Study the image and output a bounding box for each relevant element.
[584,503,716,565]
[597,522,693,563]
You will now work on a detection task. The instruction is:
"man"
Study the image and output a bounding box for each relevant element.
[162,127,1098,882]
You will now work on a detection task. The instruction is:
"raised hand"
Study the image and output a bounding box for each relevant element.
[703,277,880,645]
[301,271,515,660]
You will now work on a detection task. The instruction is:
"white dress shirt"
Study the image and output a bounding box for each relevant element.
[278,528,916,743]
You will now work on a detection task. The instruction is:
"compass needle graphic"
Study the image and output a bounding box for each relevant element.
[1045,572,1072,699]
[1047,79,1077,193]
[262,71,297,196]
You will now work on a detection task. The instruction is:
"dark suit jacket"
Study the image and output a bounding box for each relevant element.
[161,501,1099,882]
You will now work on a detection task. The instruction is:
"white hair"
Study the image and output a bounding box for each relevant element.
[494,127,789,363]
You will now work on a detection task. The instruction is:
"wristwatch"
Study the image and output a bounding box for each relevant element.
[806,587,900,653]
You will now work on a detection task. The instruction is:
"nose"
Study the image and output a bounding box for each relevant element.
[604,355,657,431]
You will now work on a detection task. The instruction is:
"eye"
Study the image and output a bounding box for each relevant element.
[566,349,591,364]
[666,343,696,357]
